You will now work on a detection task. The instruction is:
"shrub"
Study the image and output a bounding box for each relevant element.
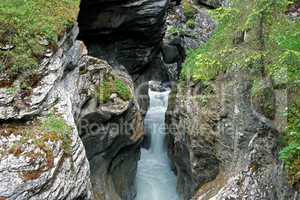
[279,104,300,185]
[181,0,300,184]
[182,1,299,82]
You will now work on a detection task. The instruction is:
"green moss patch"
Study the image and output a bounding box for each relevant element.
[187,19,196,29]
[97,74,133,104]
[0,0,80,84]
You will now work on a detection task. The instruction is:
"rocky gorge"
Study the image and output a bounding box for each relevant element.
[0,0,299,200]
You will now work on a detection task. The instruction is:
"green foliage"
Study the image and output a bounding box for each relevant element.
[182,7,239,81]
[4,86,18,95]
[280,143,300,167]
[98,77,114,104]
[187,19,196,29]
[41,114,73,156]
[183,0,198,20]
[97,75,132,104]
[115,79,132,101]
[181,0,300,183]
[0,0,80,80]
[168,27,187,36]
[280,104,300,185]
[182,0,299,82]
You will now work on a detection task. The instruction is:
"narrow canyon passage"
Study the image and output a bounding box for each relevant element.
[135,85,179,200]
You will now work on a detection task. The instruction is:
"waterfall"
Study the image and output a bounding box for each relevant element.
[135,86,179,200]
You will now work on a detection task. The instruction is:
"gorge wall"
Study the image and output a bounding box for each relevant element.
[1,0,177,199]
[165,1,300,200]
[166,71,297,199]
[1,0,298,200]
[0,27,92,200]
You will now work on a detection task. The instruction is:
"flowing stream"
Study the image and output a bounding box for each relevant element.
[135,87,179,200]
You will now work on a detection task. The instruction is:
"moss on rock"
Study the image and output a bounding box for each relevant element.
[97,74,133,104]
[0,0,80,84]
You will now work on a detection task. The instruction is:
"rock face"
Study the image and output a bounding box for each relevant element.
[166,71,298,200]
[0,24,144,200]
[77,0,169,73]
[0,26,92,200]
[196,0,227,8]
[75,57,144,200]
[166,80,220,199]
[163,1,216,80]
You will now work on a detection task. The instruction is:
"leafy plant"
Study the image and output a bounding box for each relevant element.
[181,0,300,184]
[182,0,299,82]
[98,76,114,104]
[279,104,300,185]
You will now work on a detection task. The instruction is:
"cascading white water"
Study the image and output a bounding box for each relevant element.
[135,87,179,200]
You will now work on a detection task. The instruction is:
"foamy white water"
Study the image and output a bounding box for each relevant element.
[135,88,179,200]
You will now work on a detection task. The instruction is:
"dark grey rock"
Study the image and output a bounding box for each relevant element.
[78,0,169,73]
[76,59,144,200]
[196,0,224,8]
[161,44,181,64]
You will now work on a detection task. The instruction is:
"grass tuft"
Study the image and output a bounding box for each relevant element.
[97,74,132,104]
[0,0,80,83]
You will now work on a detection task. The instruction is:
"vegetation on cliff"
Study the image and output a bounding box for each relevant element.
[182,0,300,185]
[0,0,80,85]
[0,114,72,180]
[97,74,133,104]
[182,0,299,82]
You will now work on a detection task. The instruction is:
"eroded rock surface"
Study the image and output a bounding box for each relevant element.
[166,71,298,200]
[78,0,169,73]
[0,26,92,200]
[76,57,144,200]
